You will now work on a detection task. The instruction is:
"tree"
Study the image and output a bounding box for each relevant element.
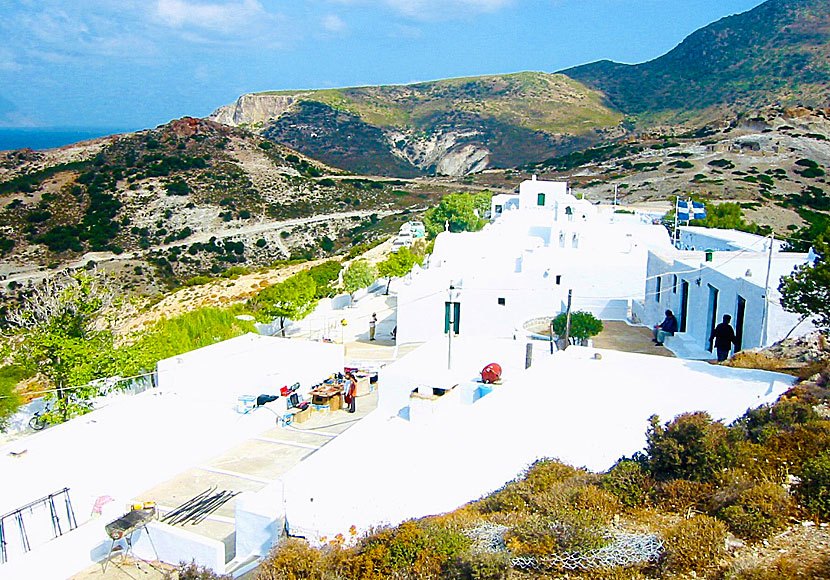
[342,259,376,304]
[5,271,123,423]
[779,236,830,329]
[422,192,492,238]
[377,247,423,294]
[0,365,26,432]
[551,310,603,344]
[253,272,318,336]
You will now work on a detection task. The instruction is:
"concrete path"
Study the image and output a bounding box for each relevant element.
[592,320,675,357]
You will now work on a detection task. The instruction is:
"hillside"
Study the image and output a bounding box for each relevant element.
[464,105,830,241]
[563,0,830,125]
[0,117,451,298]
[209,72,623,177]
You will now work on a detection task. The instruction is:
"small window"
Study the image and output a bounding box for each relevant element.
[656,276,662,303]
[537,193,546,206]
[495,204,503,214]
[672,274,678,293]
[497,297,506,306]
[555,275,562,285]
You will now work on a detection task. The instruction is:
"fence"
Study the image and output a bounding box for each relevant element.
[465,523,663,572]
[0,488,77,565]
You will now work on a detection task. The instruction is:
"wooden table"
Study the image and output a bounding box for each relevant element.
[310,383,344,412]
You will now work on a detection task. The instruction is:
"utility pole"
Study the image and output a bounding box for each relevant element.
[761,233,774,347]
[562,289,573,350]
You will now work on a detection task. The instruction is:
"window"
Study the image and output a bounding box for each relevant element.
[673,274,677,293]
[497,297,506,306]
[495,204,503,215]
[555,275,562,285]
[656,276,662,303]
[537,193,545,206]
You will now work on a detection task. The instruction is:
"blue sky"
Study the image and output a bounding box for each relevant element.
[0,0,766,130]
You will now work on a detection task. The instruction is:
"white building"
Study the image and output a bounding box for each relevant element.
[677,225,787,252]
[638,248,816,358]
[398,179,674,343]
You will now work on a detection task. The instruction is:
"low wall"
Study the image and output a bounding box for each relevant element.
[132,521,225,573]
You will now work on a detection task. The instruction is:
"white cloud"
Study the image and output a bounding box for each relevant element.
[329,0,513,19]
[155,0,274,34]
[322,14,347,33]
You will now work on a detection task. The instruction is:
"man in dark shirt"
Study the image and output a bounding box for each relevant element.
[710,314,738,362]
[652,309,679,346]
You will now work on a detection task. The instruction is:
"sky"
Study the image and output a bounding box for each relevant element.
[0,0,768,130]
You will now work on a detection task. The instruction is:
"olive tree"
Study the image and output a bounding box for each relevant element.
[5,271,123,423]
[342,259,376,304]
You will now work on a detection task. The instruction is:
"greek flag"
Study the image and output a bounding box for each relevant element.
[677,200,706,221]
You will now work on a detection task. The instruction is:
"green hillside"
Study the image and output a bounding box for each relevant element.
[563,0,830,123]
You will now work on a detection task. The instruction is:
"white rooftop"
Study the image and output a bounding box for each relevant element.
[280,336,792,544]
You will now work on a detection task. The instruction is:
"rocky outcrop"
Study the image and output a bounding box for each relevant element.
[209,93,307,127]
[388,128,490,175]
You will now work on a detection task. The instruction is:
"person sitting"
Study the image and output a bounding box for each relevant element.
[710,314,738,362]
[652,309,678,346]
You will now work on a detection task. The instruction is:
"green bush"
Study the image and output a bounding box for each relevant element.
[646,412,730,482]
[662,515,727,574]
[797,450,830,520]
[551,310,603,343]
[602,460,653,508]
[654,479,714,513]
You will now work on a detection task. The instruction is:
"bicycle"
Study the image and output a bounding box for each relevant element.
[28,407,49,431]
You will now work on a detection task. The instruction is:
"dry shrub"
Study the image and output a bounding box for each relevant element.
[447,551,510,580]
[725,440,790,483]
[654,479,714,514]
[764,422,830,474]
[662,514,727,574]
[504,508,610,557]
[474,481,530,514]
[713,481,793,541]
[725,351,804,376]
[345,519,471,580]
[257,538,327,580]
[723,553,830,580]
[522,458,583,492]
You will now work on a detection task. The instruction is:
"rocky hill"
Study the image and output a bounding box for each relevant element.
[564,0,830,126]
[0,117,451,297]
[208,72,623,177]
[209,0,830,177]
[467,105,830,240]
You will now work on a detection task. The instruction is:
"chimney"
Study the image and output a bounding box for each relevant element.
[532,174,537,181]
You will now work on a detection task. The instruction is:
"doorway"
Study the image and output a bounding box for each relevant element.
[735,295,746,351]
[680,280,689,333]
[706,284,719,351]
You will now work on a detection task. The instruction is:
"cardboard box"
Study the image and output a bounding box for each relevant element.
[293,406,311,423]
[355,374,371,396]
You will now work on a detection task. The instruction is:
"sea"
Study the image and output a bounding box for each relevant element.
[0,127,137,152]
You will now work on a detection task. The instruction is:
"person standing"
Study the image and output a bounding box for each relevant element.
[369,313,377,341]
[344,373,357,413]
[652,309,679,346]
[710,314,738,362]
